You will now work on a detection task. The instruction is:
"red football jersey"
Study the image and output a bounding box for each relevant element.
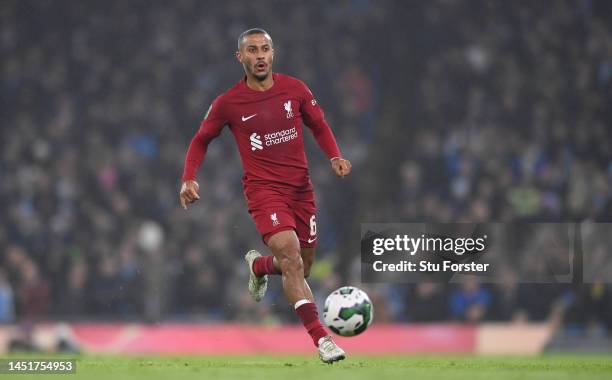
[182,73,341,192]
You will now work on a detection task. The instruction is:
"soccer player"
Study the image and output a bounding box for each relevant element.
[179,28,351,363]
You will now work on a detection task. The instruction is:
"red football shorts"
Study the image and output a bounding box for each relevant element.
[244,187,318,248]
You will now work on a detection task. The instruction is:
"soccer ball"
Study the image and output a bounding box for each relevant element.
[323,286,373,337]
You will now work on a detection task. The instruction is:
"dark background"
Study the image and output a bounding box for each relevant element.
[1,0,611,332]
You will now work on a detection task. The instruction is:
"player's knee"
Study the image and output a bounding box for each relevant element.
[269,237,302,274]
[278,252,303,275]
[269,235,299,255]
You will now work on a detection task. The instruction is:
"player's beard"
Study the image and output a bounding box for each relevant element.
[253,72,269,81]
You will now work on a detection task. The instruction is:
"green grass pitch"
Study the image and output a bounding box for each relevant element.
[1,355,611,380]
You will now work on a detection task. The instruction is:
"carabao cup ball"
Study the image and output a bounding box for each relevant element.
[323,286,374,337]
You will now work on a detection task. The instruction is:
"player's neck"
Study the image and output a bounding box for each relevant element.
[245,73,275,92]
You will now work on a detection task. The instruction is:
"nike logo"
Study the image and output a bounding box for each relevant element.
[307,237,317,243]
[241,114,257,122]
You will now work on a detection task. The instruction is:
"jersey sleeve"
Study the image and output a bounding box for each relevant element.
[181,97,227,182]
[297,81,342,160]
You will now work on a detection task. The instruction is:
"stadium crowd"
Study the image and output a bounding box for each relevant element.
[1,0,611,333]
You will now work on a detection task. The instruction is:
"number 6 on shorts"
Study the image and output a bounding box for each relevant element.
[309,215,317,236]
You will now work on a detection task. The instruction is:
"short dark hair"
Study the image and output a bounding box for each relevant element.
[237,28,273,50]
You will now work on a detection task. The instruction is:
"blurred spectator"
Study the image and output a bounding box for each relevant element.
[90,257,120,316]
[0,269,15,323]
[488,268,519,321]
[55,259,89,318]
[450,279,491,322]
[16,260,50,320]
[408,283,448,322]
[564,282,612,332]
[515,284,567,321]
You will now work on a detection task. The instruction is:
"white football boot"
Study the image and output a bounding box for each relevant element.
[318,336,346,364]
[244,250,268,302]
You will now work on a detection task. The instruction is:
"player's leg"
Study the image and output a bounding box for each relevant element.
[267,229,344,363]
[244,249,271,302]
[296,247,345,363]
[244,194,344,362]
[301,247,314,278]
[246,192,316,282]
[243,196,291,301]
[249,246,313,279]
[245,198,315,298]
[300,247,316,302]
[266,229,311,303]
[249,250,281,277]
[250,247,313,281]
[295,206,317,303]
[247,246,315,302]
[291,204,345,363]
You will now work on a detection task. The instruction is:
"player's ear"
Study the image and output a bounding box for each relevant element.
[235,51,242,63]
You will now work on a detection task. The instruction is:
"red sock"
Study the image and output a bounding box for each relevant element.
[252,255,281,277]
[295,302,328,347]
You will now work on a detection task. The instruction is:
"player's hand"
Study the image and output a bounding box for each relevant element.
[331,157,351,178]
[179,180,200,210]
